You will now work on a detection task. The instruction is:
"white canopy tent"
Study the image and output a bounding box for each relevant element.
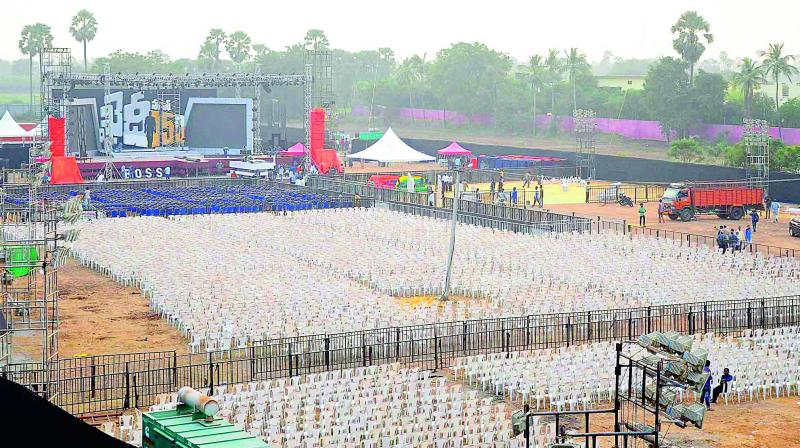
[347,128,434,162]
[0,111,35,138]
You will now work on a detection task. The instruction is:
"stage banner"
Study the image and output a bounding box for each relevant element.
[48,116,66,157]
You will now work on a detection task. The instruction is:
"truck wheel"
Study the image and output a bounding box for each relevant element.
[729,207,744,220]
[668,214,679,221]
[679,208,694,221]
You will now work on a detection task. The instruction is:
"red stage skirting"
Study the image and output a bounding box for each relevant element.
[50,156,84,184]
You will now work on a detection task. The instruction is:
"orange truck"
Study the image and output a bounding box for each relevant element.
[661,183,764,221]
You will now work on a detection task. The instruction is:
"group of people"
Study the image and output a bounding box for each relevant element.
[701,360,735,410]
[715,224,753,254]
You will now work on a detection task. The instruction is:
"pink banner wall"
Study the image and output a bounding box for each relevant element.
[352,105,800,145]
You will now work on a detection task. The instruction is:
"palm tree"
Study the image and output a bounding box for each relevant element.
[760,43,799,137]
[69,9,97,71]
[199,29,227,70]
[394,55,425,121]
[303,29,329,51]
[671,10,713,85]
[225,31,252,68]
[544,49,563,116]
[18,23,53,110]
[563,47,588,113]
[525,55,546,135]
[730,58,765,119]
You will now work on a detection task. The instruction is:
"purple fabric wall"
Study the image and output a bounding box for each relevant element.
[353,106,800,145]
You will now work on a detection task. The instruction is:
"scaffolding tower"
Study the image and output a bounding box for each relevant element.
[573,109,597,179]
[0,151,68,402]
[253,65,263,154]
[302,50,334,165]
[522,341,709,448]
[743,118,770,195]
[155,90,182,150]
[38,48,72,144]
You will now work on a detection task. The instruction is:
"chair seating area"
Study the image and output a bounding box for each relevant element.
[453,327,800,410]
[69,208,800,352]
[6,184,347,217]
[151,364,520,448]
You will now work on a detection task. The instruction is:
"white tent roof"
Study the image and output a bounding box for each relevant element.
[0,111,34,138]
[347,128,434,162]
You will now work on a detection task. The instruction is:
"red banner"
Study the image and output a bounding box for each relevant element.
[48,116,66,157]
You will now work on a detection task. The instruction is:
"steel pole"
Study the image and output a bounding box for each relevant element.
[441,170,460,301]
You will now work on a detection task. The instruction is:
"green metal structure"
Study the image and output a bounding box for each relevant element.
[142,405,268,448]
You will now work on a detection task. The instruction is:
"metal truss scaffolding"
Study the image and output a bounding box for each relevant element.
[743,118,770,195]
[39,48,310,152]
[0,144,70,402]
[573,109,597,180]
[522,341,710,448]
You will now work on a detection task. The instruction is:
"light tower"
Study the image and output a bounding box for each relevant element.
[743,118,770,195]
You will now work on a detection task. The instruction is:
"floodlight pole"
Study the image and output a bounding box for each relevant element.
[441,169,461,302]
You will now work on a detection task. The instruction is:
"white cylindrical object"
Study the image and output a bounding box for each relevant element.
[178,386,219,417]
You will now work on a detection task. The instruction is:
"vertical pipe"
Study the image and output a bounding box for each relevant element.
[441,170,460,301]
[614,343,621,448]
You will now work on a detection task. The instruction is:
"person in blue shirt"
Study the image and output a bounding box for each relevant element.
[511,187,518,206]
[712,368,734,403]
[701,360,713,409]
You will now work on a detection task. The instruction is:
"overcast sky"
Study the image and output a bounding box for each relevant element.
[3,0,798,63]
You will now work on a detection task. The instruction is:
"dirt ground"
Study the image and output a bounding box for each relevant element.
[564,397,800,448]
[548,202,800,251]
[13,260,188,359]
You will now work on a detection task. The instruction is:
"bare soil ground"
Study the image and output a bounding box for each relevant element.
[572,397,800,448]
[549,202,800,252]
[14,260,188,359]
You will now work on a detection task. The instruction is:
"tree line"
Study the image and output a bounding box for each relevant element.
[10,10,800,170]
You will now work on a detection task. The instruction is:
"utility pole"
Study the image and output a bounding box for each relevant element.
[440,169,460,301]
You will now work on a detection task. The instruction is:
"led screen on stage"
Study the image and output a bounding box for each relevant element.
[184,98,253,152]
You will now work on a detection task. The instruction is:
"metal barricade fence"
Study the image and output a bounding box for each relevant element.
[586,184,667,204]
[4,295,800,415]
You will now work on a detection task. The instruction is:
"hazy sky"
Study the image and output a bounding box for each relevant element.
[3,0,798,63]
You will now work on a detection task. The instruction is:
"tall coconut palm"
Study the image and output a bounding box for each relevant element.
[303,29,329,51]
[225,31,252,69]
[18,23,53,109]
[394,55,425,121]
[198,28,227,70]
[671,10,713,85]
[525,55,546,135]
[69,9,97,71]
[760,43,799,137]
[544,49,563,115]
[563,47,588,113]
[730,58,765,119]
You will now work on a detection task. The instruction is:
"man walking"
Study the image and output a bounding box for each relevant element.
[765,196,772,219]
[533,186,541,208]
[750,209,760,233]
[657,199,665,224]
[771,201,780,223]
[511,187,518,206]
[701,360,713,410]
[539,185,545,208]
[490,177,496,198]
[744,224,753,248]
[522,172,531,188]
[638,203,646,227]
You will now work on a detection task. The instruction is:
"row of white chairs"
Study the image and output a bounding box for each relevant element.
[69,209,800,352]
[454,327,800,412]
[150,363,521,448]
